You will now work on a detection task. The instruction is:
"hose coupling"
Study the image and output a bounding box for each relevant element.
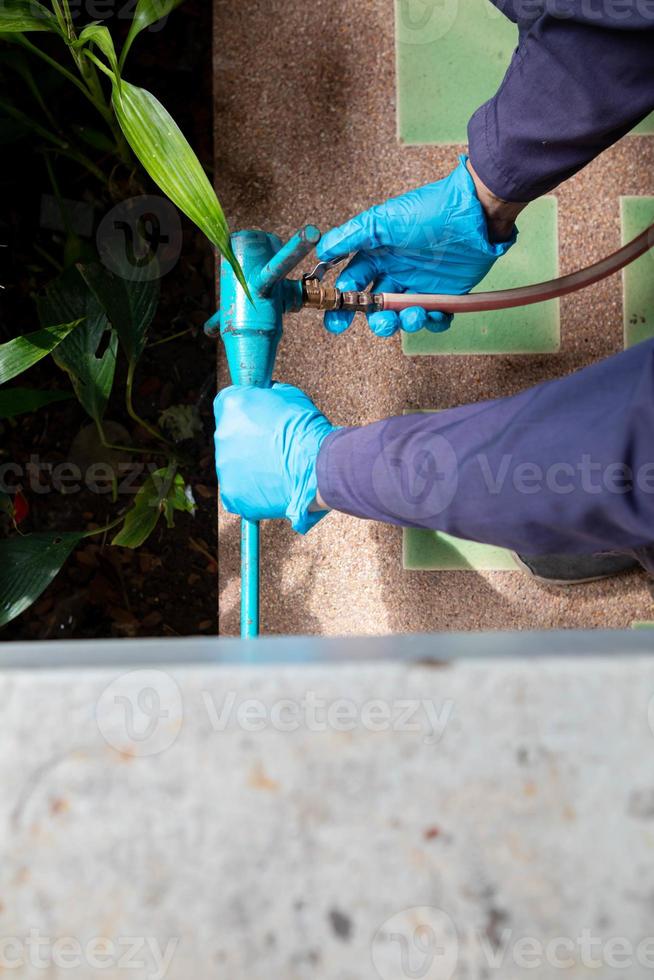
[302,280,382,313]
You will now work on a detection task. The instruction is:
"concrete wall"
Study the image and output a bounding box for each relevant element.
[1,632,654,978]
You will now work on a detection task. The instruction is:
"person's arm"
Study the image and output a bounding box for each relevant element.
[468,6,654,203]
[215,340,654,557]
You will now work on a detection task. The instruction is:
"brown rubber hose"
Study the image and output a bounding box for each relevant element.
[380,223,654,314]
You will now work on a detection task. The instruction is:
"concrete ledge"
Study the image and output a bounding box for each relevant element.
[1,635,654,977]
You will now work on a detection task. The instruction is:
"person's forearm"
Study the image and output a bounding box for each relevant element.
[316,339,654,557]
[468,6,654,202]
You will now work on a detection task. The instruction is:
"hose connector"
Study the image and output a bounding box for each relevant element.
[302,280,382,313]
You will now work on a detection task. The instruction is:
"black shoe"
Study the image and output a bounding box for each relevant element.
[512,552,640,586]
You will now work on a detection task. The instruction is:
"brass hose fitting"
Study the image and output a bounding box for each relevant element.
[302,280,382,313]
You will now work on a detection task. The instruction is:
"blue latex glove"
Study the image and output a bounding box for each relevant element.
[214,383,335,534]
[317,155,516,337]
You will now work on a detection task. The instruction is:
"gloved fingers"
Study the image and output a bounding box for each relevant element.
[323,255,378,335]
[213,383,250,418]
[317,212,377,262]
[324,309,355,334]
[367,275,402,338]
[367,310,400,337]
[334,251,377,291]
[392,307,453,334]
[425,310,453,333]
[218,493,239,518]
[270,381,320,411]
[398,306,428,333]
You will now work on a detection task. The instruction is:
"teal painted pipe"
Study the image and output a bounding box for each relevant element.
[241,518,259,637]
[256,225,320,298]
[209,226,320,637]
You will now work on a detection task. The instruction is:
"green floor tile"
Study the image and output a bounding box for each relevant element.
[631,622,654,630]
[402,197,560,356]
[631,113,654,137]
[396,0,654,146]
[621,197,654,348]
[396,0,517,145]
[403,528,516,572]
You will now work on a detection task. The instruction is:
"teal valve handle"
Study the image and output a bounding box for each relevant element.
[256,225,320,298]
[208,225,320,637]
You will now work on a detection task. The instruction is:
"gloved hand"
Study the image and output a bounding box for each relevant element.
[214,383,335,534]
[316,154,516,337]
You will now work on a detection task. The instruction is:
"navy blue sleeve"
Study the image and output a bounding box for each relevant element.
[467,2,654,202]
[316,339,654,557]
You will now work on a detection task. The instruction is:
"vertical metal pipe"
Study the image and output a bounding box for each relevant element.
[240,518,259,638]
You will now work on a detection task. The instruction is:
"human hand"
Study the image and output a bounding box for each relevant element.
[316,155,516,337]
[214,383,335,534]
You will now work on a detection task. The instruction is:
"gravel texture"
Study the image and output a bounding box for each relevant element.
[213,0,654,635]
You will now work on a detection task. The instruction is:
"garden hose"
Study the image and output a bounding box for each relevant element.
[302,223,654,315]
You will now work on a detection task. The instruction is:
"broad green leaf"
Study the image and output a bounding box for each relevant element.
[113,465,195,548]
[78,260,159,366]
[0,386,72,419]
[0,1,58,32]
[119,0,184,70]
[75,23,118,77]
[0,531,83,626]
[111,79,248,295]
[37,268,117,425]
[0,320,82,384]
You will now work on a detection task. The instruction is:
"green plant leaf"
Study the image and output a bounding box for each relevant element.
[119,0,184,70]
[78,260,159,367]
[0,320,83,385]
[111,79,247,295]
[75,23,118,77]
[0,2,58,32]
[0,386,72,419]
[0,531,83,627]
[112,465,195,548]
[37,268,117,425]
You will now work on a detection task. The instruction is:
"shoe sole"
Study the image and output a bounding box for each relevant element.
[510,552,633,587]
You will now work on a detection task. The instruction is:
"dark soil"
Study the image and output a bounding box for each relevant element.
[1,1,219,639]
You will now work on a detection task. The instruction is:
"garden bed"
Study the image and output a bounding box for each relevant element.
[1,0,218,639]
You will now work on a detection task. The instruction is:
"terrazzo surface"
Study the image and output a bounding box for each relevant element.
[213,0,654,636]
[622,196,654,348]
